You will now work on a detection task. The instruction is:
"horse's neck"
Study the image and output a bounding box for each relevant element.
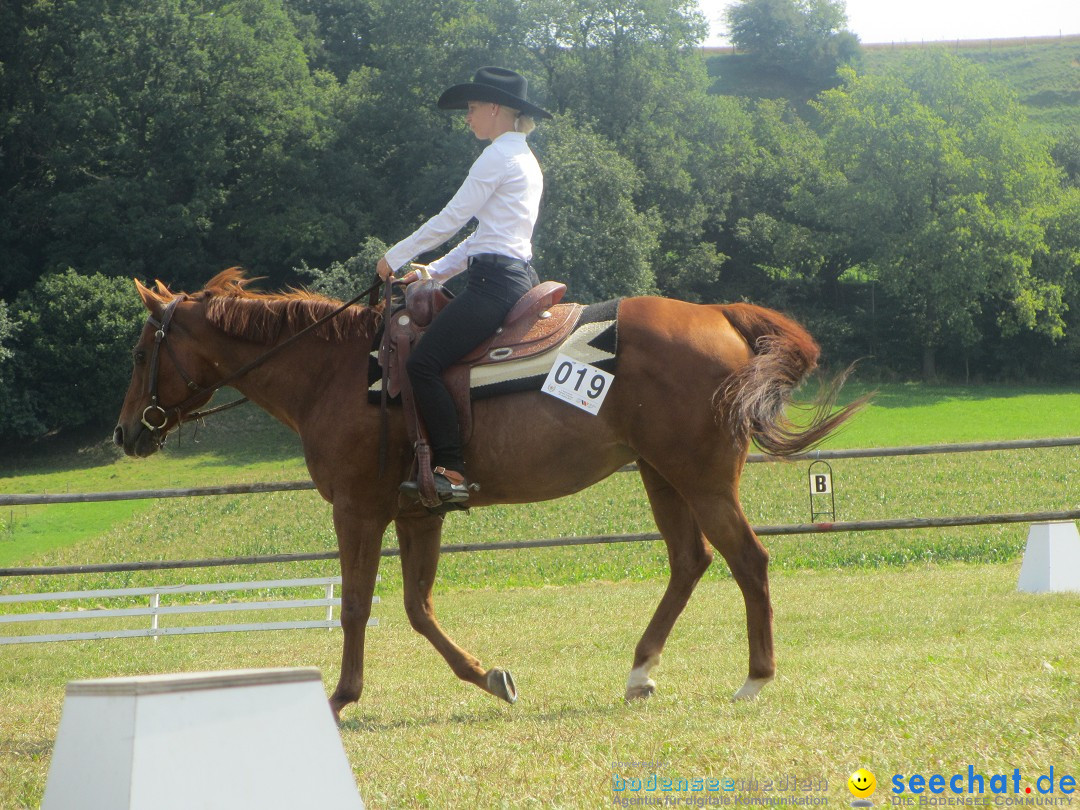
[210,329,371,433]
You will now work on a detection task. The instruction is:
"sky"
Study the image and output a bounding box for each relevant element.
[697,0,1080,47]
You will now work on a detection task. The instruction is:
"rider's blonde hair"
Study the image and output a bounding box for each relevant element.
[515,112,537,135]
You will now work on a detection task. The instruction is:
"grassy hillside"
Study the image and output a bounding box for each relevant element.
[706,35,1080,132]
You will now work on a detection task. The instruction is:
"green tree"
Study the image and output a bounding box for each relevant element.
[306,0,736,302]
[525,0,708,128]
[531,117,658,301]
[283,0,377,81]
[722,100,837,292]
[724,0,859,91]
[1050,129,1080,189]
[810,54,1064,378]
[1027,187,1080,376]
[525,0,751,299]
[0,0,336,291]
[300,0,551,259]
[0,302,15,369]
[295,236,387,301]
[8,270,145,439]
[710,99,881,363]
[0,301,39,440]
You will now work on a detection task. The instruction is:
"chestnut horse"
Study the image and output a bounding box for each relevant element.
[114,269,862,719]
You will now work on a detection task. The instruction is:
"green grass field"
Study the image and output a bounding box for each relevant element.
[1,384,1078,808]
[2,564,1077,808]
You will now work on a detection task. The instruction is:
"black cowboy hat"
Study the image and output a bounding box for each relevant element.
[438,66,553,120]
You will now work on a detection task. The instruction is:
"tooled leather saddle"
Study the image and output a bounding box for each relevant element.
[380,279,584,507]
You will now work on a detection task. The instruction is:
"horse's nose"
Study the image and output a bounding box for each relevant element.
[113,425,124,448]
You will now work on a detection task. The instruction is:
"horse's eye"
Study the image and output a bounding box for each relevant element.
[133,349,146,365]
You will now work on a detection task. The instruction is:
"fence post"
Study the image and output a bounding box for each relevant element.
[325,582,334,627]
[150,593,161,641]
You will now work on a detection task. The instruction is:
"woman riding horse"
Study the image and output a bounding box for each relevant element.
[375,67,552,506]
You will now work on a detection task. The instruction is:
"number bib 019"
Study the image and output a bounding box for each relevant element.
[541,354,614,414]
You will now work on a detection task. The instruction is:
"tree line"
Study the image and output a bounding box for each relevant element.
[2,0,1079,443]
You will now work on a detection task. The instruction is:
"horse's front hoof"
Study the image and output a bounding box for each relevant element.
[732,676,773,702]
[486,668,518,704]
[329,687,359,723]
[624,681,656,702]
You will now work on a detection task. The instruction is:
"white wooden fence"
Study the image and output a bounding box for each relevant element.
[0,576,378,645]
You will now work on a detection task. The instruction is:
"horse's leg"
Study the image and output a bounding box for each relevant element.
[395,512,518,704]
[625,461,715,702]
[329,503,388,720]
[687,494,775,701]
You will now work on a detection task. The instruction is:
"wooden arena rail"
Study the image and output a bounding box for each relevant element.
[3,437,1079,508]
[3,509,1079,578]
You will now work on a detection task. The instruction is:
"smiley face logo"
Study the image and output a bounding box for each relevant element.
[848,768,877,798]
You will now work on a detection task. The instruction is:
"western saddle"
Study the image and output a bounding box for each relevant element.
[380,279,584,508]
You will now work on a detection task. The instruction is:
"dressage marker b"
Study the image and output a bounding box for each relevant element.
[809,461,836,523]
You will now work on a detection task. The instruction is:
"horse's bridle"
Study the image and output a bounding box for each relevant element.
[139,296,206,440]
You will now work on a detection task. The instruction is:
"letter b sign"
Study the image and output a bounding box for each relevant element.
[811,473,832,494]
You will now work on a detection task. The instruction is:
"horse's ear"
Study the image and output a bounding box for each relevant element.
[134,278,164,317]
[154,279,171,297]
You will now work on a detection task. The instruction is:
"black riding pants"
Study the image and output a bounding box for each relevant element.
[405,256,538,474]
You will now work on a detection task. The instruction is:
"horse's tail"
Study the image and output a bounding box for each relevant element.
[716,303,869,457]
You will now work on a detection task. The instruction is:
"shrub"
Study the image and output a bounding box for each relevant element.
[4,269,145,439]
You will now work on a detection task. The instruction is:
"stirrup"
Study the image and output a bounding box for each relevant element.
[399,467,471,504]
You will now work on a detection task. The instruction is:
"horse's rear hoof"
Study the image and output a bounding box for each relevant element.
[624,682,656,702]
[486,668,518,704]
[732,675,773,701]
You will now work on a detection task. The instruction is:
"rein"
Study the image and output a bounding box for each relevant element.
[140,276,386,444]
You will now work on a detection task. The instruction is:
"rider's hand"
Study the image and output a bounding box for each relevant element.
[376,255,393,281]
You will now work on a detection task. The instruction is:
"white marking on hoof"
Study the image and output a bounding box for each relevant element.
[624,655,660,702]
[486,668,518,704]
[732,676,773,702]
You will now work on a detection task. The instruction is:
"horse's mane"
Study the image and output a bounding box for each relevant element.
[192,267,380,344]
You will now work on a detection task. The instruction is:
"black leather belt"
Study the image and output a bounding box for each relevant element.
[468,253,530,270]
